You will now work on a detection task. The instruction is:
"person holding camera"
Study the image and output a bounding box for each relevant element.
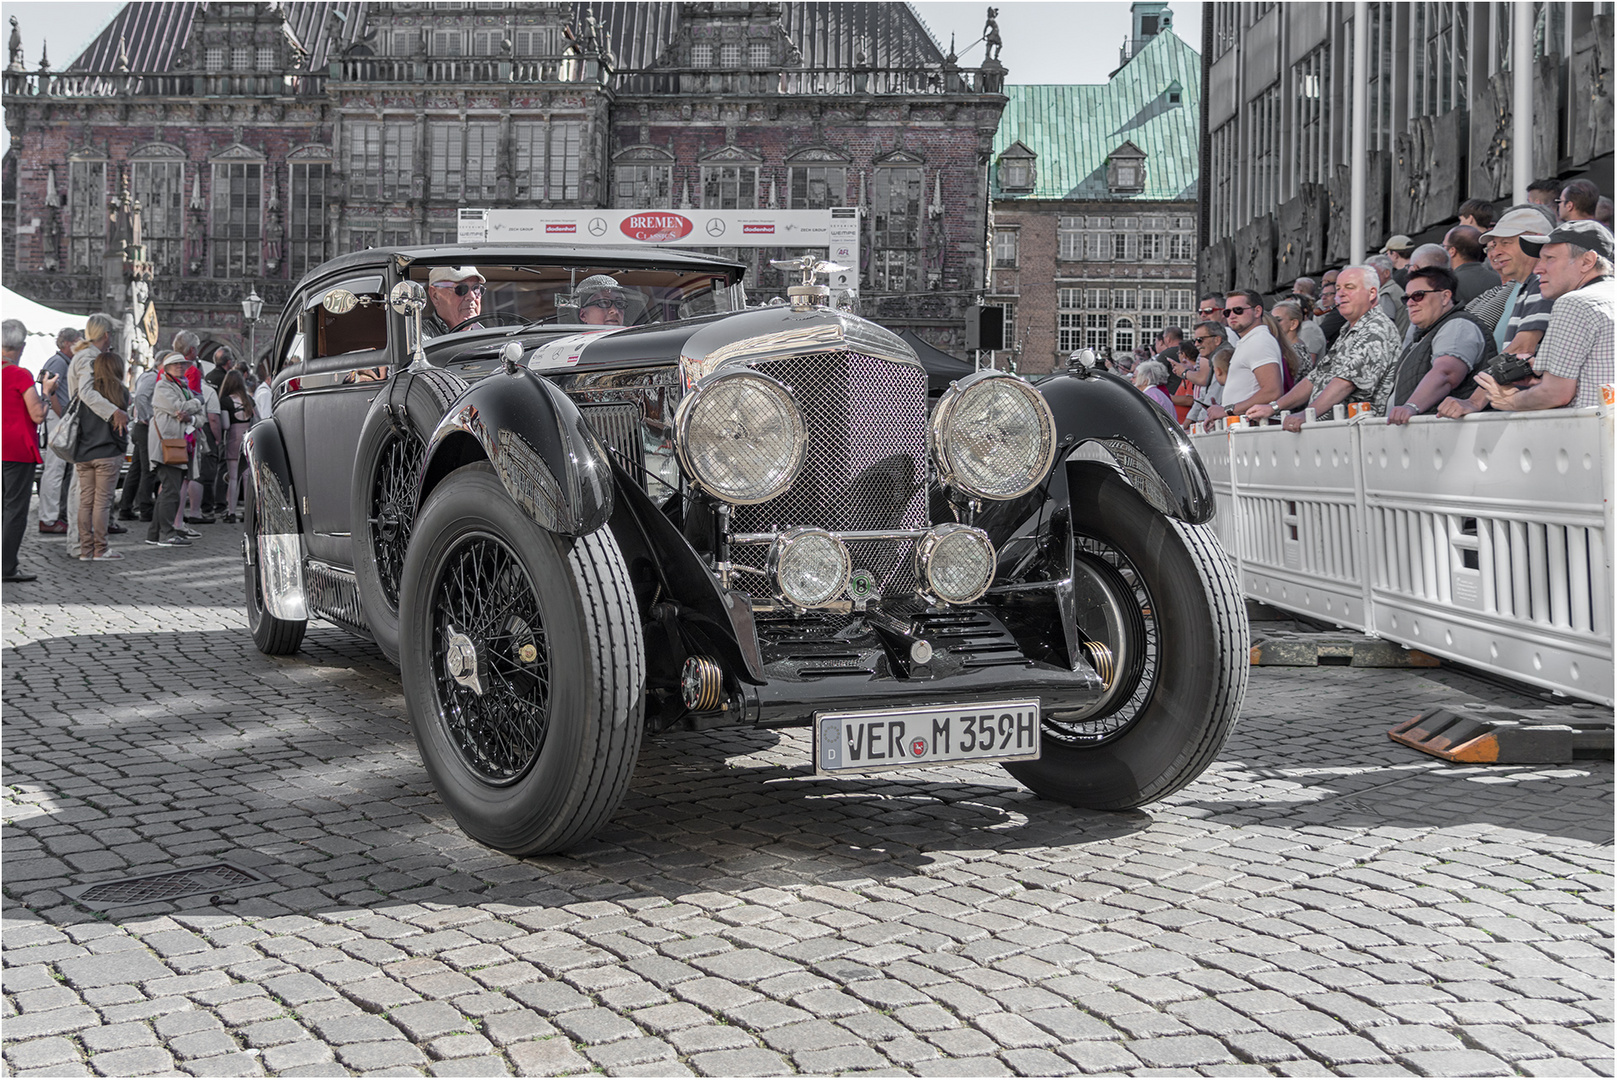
[1473,221,1614,413]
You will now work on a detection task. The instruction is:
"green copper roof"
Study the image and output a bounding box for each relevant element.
[992,30,1201,202]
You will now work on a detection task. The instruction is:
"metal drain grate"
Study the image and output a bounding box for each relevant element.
[61,862,267,911]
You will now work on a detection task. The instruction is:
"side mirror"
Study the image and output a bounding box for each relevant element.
[389,279,426,314]
[321,288,358,315]
[390,280,429,371]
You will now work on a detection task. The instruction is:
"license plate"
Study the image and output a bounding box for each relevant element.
[814,699,1041,775]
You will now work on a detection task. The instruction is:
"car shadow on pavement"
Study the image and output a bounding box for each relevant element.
[2,625,1156,931]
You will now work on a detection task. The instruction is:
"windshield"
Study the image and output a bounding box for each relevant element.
[411,264,746,336]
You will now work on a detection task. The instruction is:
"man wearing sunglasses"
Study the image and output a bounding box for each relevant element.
[1244,266,1400,432]
[575,275,630,326]
[1384,265,1495,425]
[1474,220,1614,412]
[1204,290,1282,422]
[425,266,486,337]
[1196,293,1237,347]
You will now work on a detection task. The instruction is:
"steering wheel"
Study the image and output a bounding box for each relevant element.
[444,311,525,335]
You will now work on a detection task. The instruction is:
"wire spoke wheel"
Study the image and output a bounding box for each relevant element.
[1042,536,1159,745]
[371,431,422,609]
[1004,463,1246,810]
[400,462,645,855]
[431,532,551,784]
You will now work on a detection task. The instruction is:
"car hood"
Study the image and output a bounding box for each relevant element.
[548,306,921,380]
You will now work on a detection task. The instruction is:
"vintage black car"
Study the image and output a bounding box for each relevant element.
[244,245,1248,854]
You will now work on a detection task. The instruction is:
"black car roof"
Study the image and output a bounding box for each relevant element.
[296,244,750,292]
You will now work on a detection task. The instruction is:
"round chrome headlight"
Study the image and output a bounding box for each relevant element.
[675,369,807,504]
[769,528,851,608]
[916,524,995,604]
[931,371,1057,500]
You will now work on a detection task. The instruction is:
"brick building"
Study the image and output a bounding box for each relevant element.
[986,3,1200,375]
[1,1,1007,360]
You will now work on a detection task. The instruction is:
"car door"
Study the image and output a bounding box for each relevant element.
[285,272,394,567]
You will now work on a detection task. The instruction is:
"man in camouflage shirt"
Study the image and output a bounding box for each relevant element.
[1244,265,1403,431]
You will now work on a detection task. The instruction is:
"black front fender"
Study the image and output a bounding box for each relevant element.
[1041,369,1215,523]
[420,367,614,538]
[973,369,1215,547]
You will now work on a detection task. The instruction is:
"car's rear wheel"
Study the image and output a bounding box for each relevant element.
[398,462,645,855]
[352,367,469,664]
[1004,463,1247,808]
[243,475,306,656]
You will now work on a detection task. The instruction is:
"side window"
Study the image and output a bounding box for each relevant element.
[308,277,387,359]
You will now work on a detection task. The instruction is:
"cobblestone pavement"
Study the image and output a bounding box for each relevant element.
[2,516,1612,1078]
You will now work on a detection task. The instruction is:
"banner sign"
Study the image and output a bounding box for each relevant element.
[458,207,849,249]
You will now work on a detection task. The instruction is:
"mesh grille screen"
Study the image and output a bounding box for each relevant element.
[732,352,928,597]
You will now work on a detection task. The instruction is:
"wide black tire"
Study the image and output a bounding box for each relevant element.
[352,367,469,665]
[243,476,307,656]
[398,462,645,855]
[1004,463,1248,808]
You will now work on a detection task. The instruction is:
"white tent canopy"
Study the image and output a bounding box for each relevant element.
[0,285,88,375]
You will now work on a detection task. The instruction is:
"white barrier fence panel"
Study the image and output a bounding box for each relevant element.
[1189,407,1613,705]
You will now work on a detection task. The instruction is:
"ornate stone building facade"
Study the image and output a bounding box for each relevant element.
[1198,1,1613,295]
[2,1,1007,357]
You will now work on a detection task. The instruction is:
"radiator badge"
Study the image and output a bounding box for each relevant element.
[848,568,877,602]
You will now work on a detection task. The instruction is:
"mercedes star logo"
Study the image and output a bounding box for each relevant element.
[706,218,726,237]
[588,217,607,236]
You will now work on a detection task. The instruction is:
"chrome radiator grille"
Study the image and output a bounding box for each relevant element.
[580,402,644,484]
[734,351,929,597]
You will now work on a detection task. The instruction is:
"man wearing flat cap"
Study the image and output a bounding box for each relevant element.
[424,266,485,337]
[1475,220,1615,412]
[1382,234,1415,286]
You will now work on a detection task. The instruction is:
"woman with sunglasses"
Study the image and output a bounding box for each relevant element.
[574,275,630,326]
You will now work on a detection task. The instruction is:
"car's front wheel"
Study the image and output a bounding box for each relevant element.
[1004,462,1248,808]
[398,462,645,855]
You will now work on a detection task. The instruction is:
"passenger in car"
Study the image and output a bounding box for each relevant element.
[575,275,630,326]
[424,267,485,337]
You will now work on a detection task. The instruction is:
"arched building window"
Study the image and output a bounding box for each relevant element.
[129,144,186,276]
[613,146,674,209]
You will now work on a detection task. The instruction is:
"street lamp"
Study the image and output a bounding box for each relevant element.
[241,288,263,370]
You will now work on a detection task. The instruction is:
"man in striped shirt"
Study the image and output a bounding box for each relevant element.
[1475,220,1615,412]
[1440,207,1559,418]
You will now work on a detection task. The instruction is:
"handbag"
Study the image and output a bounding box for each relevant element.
[160,435,190,466]
[47,398,82,462]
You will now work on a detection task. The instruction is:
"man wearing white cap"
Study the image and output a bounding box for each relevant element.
[1475,220,1615,412]
[424,266,485,337]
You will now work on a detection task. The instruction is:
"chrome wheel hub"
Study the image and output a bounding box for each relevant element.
[445,628,486,696]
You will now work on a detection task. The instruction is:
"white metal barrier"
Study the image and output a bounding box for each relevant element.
[1189,408,1614,705]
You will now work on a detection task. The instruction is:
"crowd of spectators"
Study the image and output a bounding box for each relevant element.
[1103,179,1613,435]
[3,320,263,580]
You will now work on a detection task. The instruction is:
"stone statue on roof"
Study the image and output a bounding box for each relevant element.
[983,8,1001,62]
[8,16,24,72]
